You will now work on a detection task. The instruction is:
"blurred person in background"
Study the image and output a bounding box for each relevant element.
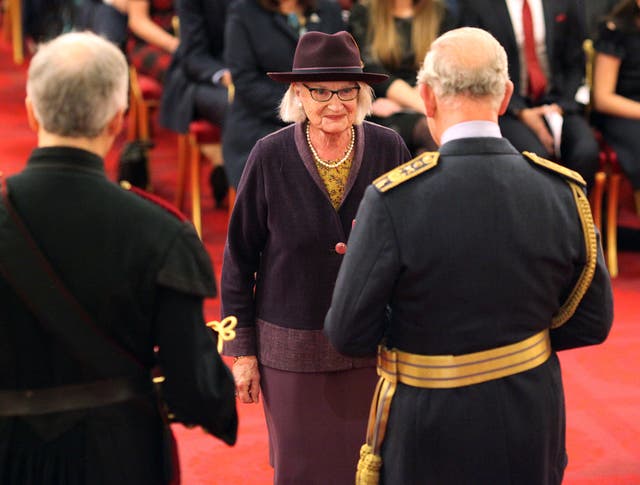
[221,0,345,189]
[160,0,232,208]
[127,0,177,82]
[349,0,459,155]
[459,0,600,188]
[592,0,640,216]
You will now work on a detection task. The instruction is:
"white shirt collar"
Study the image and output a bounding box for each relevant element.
[440,120,502,145]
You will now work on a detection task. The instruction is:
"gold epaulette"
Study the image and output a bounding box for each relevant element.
[373,152,439,193]
[520,153,597,327]
[523,151,586,187]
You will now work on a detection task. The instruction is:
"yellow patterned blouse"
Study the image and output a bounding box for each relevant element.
[315,154,353,209]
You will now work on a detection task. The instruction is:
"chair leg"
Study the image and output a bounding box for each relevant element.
[9,0,23,65]
[590,171,606,233]
[606,173,620,278]
[189,136,202,238]
[174,134,189,209]
[139,103,150,142]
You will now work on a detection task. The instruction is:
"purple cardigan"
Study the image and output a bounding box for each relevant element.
[221,121,411,372]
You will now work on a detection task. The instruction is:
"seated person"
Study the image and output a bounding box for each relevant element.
[459,0,600,188]
[127,0,178,83]
[23,0,75,44]
[160,0,231,208]
[592,0,640,215]
[349,0,459,155]
[75,0,129,50]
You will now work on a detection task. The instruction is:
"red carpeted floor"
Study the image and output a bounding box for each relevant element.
[1,41,639,484]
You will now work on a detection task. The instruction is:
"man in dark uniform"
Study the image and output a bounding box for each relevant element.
[0,32,237,484]
[325,27,613,485]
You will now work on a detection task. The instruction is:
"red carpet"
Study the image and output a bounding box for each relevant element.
[1,41,639,484]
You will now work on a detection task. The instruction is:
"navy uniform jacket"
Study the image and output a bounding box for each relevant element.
[325,137,613,484]
[0,147,237,484]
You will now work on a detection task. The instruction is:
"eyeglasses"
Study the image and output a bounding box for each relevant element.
[303,84,361,102]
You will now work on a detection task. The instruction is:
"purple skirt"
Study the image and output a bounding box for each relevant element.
[260,365,377,485]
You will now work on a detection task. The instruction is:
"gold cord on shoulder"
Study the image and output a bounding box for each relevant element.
[551,182,598,328]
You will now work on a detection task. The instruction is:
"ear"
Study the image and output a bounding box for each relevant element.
[24,97,39,132]
[105,109,125,137]
[419,83,436,118]
[292,82,302,99]
[498,80,514,116]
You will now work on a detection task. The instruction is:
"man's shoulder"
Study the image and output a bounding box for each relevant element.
[372,152,440,193]
[119,181,190,225]
[522,151,586,187]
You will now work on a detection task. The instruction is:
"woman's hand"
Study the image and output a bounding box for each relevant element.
[232,356,260,404]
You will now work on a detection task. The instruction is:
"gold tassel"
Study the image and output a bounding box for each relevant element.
[206,316,238,353]
[355,443,382,485]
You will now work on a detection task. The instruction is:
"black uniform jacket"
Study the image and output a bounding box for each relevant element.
[0,147,237,485]
[325,137,613,484]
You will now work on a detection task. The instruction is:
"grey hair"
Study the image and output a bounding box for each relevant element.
[26,31,128,138]
[417,27,509,107]
[278,82,374,124]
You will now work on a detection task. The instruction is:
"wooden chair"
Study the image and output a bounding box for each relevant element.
[594,136,622,277]
[174,85,235,238]
[2,0,24,65]
[175,120,221,238]
[127,66,163,142]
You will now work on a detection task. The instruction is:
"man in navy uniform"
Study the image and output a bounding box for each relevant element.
[0,32,237,484]
[325,27,613,485]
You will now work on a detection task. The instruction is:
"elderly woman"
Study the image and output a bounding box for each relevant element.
[221,31,411,485]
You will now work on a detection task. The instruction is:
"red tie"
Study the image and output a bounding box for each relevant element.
[522,0,547,101]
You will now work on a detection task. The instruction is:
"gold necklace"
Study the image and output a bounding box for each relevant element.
[306,123,355,169]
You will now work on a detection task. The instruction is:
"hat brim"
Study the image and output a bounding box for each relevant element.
[267,71,389,84]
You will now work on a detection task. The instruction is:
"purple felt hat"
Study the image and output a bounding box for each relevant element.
[267,31,388,84]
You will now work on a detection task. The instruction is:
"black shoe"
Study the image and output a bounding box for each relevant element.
[209,165,229,208]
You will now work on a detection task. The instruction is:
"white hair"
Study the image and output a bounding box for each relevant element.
[26,31,128,138]
[417,27,509,109]
[278,81,374,124]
